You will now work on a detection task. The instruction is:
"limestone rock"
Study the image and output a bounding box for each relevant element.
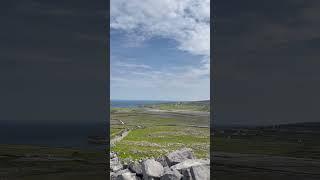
[156,156,169,167]
[129,162,143,175]
[142,159,164,179]
[111,156,123,172]
[165,148,195,166]
[190,165,210,180]
[181,168,193,180]
[111,169,131,179]
[160,168,182,180]
[117,172,138,180]
[170,159,209,171]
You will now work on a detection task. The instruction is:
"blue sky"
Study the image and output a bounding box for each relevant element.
[110,0,210,101]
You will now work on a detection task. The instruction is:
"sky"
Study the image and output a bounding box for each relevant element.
[110,0,210,101]
[215,0,320,126]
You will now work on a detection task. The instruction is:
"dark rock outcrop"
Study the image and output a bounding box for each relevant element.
[160,167,182,180]
[129,162,143,175]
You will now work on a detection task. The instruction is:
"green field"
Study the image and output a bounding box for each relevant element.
[145,101,210,112]
[110,103,210,160]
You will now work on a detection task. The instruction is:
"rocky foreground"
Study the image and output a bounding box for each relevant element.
[110,148,210,180]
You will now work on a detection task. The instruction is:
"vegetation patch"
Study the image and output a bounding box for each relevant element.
[110,104,210,160]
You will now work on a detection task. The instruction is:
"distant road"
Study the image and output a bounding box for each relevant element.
[212,152,320,180]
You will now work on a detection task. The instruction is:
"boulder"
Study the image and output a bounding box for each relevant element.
[110,149,210,180]
[122,158,133,169]
[181,168,193,180]
[110,172,116,180]
[111,169,131,179]
[129,162,143,175]
[190,165,210,180]
[156,156,169,167]
[117,172,138,180]
[163,166,171,173]
[160,168,182,180]
[111,156,123,172]
[142,159,164,179]
[170,159,209,171]
[165,148,195,166]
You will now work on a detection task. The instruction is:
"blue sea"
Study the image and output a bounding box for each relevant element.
[111,100,172,108]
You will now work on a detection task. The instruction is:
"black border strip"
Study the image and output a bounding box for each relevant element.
[106,0,110,178]
[210,0,216,178]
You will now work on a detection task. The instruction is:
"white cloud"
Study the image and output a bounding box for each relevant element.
[111,0,210,57]
[111,58,209,100]
[110,0,210,100]
[114,61,152,69]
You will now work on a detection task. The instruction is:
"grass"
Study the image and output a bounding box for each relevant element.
[112,126,209,160]
[111,125,126,138]
[110,107,210,160]
[145,101,210,112]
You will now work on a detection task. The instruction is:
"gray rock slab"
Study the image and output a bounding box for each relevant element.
[160,168,182,180]
[170,159,209,171]
[156,156,169,167]
[190,165,210,180]
[165,148,195,166]
[142,159,164,179]
[111,169,131,179]
[111,157,123,172]
[129,162,143,175]
[117,172,138,180]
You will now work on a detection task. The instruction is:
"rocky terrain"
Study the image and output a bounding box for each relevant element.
[110,148,210,180]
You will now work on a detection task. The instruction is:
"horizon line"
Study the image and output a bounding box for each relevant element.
[110,99,210,102]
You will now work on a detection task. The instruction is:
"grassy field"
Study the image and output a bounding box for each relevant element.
[111,125,126,138]
[0,144,105,179]
[145,100,210,112]
[110,103,210,160]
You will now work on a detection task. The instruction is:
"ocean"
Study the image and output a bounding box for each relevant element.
[111,100,172,108]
